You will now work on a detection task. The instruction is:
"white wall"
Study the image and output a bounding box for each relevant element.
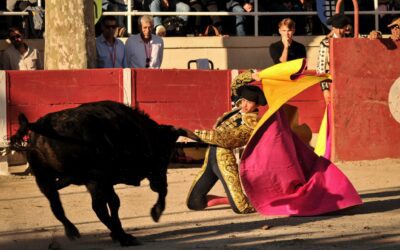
[1,36,325,70]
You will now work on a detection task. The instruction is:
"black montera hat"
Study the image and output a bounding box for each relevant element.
[327,14,351,29]
[237,85,267,106]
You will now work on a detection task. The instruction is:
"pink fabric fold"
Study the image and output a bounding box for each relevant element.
[240,109,362,216]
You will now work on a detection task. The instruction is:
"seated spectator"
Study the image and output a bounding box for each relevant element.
[96,16,126,68]
[269,18,306,64]
[189,0,223,36]
[1,26,42,70]
[103,0,127,30]
[270,0,305,35]
[125,15,164,68]
[143,0,190,37]
[219,0,254,36]
[301,0,317,35]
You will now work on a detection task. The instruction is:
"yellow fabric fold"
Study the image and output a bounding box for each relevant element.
[314,106,328,156]
[250,59,331,140]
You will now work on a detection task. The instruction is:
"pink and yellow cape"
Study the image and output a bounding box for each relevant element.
[240,59,362,216]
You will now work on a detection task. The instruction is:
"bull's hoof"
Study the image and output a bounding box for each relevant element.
[65,224,81,240]
[113,233,141,246]
[151,205,162,222]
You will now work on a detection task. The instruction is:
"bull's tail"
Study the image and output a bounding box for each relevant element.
[9,113,30,151]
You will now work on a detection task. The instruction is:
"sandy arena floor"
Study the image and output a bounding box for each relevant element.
[0,159,399,250]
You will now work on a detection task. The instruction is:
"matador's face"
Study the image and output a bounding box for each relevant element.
[240,99,258,113]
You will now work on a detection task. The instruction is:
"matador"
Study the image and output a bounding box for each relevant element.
[186,71,267,214]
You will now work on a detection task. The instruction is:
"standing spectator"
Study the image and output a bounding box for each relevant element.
[269,18,306,64]
[96,16,126,68]
[125,15,164,68]
[143,0,190,37]
[316,14,351,104]
[1,27,42,70]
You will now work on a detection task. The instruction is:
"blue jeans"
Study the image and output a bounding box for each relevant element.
[227,1,246,36]
[144,0,190,28]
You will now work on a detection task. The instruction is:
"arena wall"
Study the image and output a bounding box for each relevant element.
[330,38,400,161]
[2,68,324,136]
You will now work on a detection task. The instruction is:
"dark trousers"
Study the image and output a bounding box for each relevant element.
[186,146,250,213]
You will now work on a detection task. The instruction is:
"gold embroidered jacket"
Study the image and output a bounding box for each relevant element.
[194,107,258,149]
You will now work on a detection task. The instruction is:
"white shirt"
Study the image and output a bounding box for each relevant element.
[1,45,42,70]
[125,34,164,69]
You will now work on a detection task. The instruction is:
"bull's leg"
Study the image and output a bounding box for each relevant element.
[107,188,141,245]
[149,174,167,222]
[34,171,80,240]
[86,181,140,246]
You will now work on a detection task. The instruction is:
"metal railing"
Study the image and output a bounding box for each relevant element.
[1,0,399,36]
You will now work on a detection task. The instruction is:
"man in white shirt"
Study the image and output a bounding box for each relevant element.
[125,15,164,68]
[1,27,43,70]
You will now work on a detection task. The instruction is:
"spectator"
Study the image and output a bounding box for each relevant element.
[316,13,351,104]
[143,0,190,37]
[220,0,254,36]
[269,18,306,64]
[96,16,126,68]
[388,17,400,41]
[125,15,164,68]
[301,0,318,35]
[189,0,223,36]
[103,0,128,29]
[270,0,305,35]
[1,26,42,70]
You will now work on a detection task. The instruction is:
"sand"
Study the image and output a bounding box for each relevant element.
[0,159,399,250]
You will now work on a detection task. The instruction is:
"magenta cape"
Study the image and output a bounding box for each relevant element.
[240,109,362,216]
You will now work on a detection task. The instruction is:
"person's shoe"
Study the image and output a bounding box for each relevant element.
[155,25,166,37]
[206,195,229,207]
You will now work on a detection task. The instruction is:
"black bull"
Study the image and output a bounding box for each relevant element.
[10,100,198,246]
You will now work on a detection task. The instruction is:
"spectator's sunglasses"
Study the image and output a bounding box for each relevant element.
[391,25,399,30]
[105,24,117,29]
[9,34,21,41]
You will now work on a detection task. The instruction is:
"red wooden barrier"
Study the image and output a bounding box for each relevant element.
[5,68,324,144]
[132,69,231,131]
[331,38,400,161]
[7,69,124,136]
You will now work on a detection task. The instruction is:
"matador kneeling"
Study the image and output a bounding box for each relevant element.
[186,71,267,214]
